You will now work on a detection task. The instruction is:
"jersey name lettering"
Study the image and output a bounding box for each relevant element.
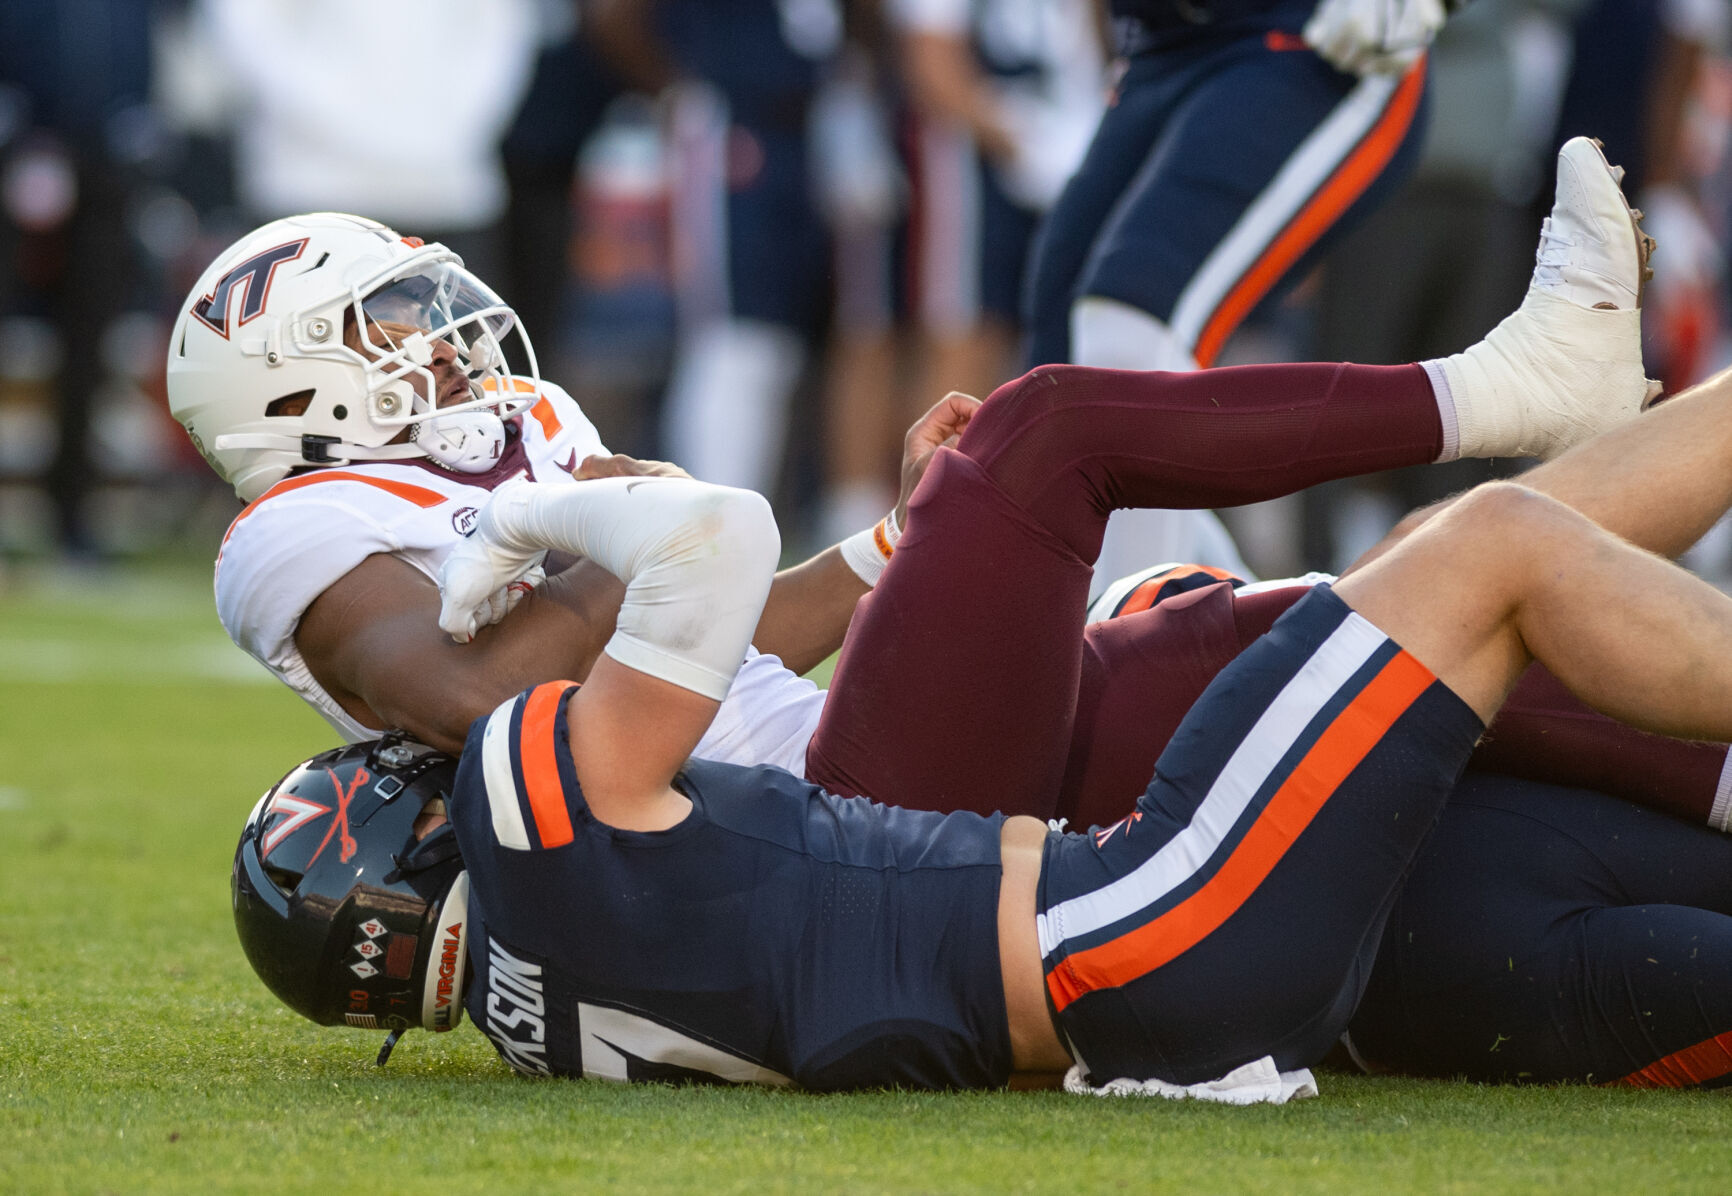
[483,941,551,1075]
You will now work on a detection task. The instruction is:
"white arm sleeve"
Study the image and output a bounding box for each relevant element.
[440,478,779,700]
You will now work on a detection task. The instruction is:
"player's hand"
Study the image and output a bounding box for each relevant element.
[438,482,549,643]
[1302,0,1446,77]
[897,391,981,529]
[572,453,692,482]
[468,562,547,632]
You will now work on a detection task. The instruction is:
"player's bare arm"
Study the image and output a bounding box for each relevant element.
[899,30,1018,163]
[296,552,623,753]
[437,475,779,826]
[294,393,978,751]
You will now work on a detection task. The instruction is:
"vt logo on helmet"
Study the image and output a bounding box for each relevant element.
[233,736,471,1057]
[190,239,309,339]
[167,212,542,502]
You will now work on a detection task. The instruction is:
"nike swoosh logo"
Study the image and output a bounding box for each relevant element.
[558,450,578,473]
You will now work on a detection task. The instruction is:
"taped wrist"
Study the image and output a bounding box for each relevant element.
[838,509,901,587]
[482,478,779,698]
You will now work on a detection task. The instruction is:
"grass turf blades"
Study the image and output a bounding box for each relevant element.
[2,565,1730,1193]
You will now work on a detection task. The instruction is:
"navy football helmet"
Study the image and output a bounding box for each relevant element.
[232,736,471,1056]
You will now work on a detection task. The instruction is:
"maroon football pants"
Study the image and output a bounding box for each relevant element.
[803,361,1730,830]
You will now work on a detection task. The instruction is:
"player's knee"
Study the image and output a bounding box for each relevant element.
[961,363,1077,452]
[1442,483,1564,564]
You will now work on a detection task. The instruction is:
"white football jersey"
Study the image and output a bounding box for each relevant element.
[215,380,827,773]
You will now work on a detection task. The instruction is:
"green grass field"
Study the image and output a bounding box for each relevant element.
[3,562,1730,1193]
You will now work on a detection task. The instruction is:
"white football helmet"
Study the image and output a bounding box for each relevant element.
[167,212,540,502]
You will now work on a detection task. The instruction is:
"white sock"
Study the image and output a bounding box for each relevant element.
[1420,359,1462,462]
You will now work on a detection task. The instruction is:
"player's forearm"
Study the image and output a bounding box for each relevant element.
[755,548,870,674]
[459,478,780,699]
[299,554,623,755]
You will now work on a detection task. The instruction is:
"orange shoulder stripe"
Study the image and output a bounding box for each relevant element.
[220,470,450,549]
[528,396,563,440]
[519,681,578,849]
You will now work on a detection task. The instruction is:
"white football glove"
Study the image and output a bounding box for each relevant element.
[438,481,548,644]
[1303,0,1447,77]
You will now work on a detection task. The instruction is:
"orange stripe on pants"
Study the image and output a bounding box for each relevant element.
[1047,650,1434,1013]
[1193,59,1427,368]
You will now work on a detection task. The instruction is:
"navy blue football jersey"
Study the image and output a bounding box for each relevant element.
[450,682,1014,1090]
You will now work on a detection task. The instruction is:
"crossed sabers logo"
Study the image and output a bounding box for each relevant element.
[1094,810,1142,848]
[261,766,369,864]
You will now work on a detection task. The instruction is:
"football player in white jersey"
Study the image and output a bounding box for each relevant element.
[169,212,943,767]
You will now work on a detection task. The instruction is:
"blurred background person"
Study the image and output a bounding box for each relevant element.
[0,0,155,558]
[892,0,1105,403]
[591,0,843,497]
[811,22,912,544]
[812,0,1105,547]
[202,0,539,280]
[498,3,632,404]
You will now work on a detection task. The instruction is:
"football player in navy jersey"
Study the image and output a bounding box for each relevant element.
[237,314,1732,1092]
[234,139,1732,1092]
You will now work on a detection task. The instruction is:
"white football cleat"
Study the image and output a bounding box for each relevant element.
[1437,136,1659,461]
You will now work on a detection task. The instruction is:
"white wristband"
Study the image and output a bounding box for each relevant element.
[838,510,901,587]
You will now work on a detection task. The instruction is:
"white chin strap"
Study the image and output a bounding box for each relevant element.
[413,410,507,473]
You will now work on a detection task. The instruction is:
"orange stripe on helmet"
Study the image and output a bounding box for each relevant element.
[1046,649,1434,1013]
[1192,59,1427,368]
[519,681,578,849]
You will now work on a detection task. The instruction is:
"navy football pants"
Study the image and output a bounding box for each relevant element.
[1350,774,1732,1087]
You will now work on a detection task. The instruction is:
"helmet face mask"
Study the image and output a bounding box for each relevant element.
[168,213,539,501]
[232,738,469,1039]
